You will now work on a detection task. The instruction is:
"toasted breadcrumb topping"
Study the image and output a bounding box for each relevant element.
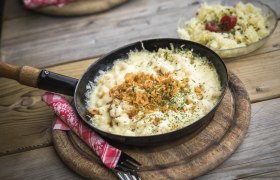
[109,72,192,118]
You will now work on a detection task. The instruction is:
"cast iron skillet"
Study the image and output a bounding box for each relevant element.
[0,38,228,146]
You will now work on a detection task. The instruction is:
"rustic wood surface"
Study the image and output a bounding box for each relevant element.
[0,62,41,88]
[1,0,280,67]
[0,0,280,179]
[33,0,129,16]
[51,72,251,179]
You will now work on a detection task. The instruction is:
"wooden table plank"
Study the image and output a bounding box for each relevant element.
[1,0,279,67]
[0,78,53,156]
[227,50,280,103]
[3,0,32,21]
[4,0,280,20]
[1,98,279,179]
[2,0,186,67]
[0,146,82,180]
[199,98,280,179]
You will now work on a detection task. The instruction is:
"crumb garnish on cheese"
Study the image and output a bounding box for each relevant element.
[86,48,222,136]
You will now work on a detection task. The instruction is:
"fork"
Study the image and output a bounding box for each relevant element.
[112,169,141,180]
[115,152,141,172]
[113,152,141,180]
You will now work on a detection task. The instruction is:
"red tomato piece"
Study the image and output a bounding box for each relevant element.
[220,15,237,31]
[205,22,220,32]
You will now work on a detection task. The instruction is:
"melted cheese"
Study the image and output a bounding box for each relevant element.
[86,48,222,136]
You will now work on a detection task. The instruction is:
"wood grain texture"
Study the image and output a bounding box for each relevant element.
[1,1,279,67]
[0,59,94,155]
[199,98,280,179]
[0,98,279,179]
[0,61,21,80]
[0,78,53,156]
[34,0,129,16]
[50,72,251,179]
[2,0,32,21]
[0,147,82,180]
[4,0,280,20]
[0,61,41,87]
[227,50,280,103]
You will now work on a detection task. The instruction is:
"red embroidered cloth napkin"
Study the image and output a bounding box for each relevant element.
[23,0,73,8]
[43,92,121,169]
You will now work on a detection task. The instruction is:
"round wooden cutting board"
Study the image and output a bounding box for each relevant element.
[32,0,129,16]
[52,72,251,179]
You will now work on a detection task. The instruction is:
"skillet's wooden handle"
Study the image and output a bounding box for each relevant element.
[0,61,41,87]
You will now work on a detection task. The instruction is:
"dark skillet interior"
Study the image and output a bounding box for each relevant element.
[74,38,228,146]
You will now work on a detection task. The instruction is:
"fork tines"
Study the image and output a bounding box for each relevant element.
[113,169,141,180]
[116,152,141,172]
